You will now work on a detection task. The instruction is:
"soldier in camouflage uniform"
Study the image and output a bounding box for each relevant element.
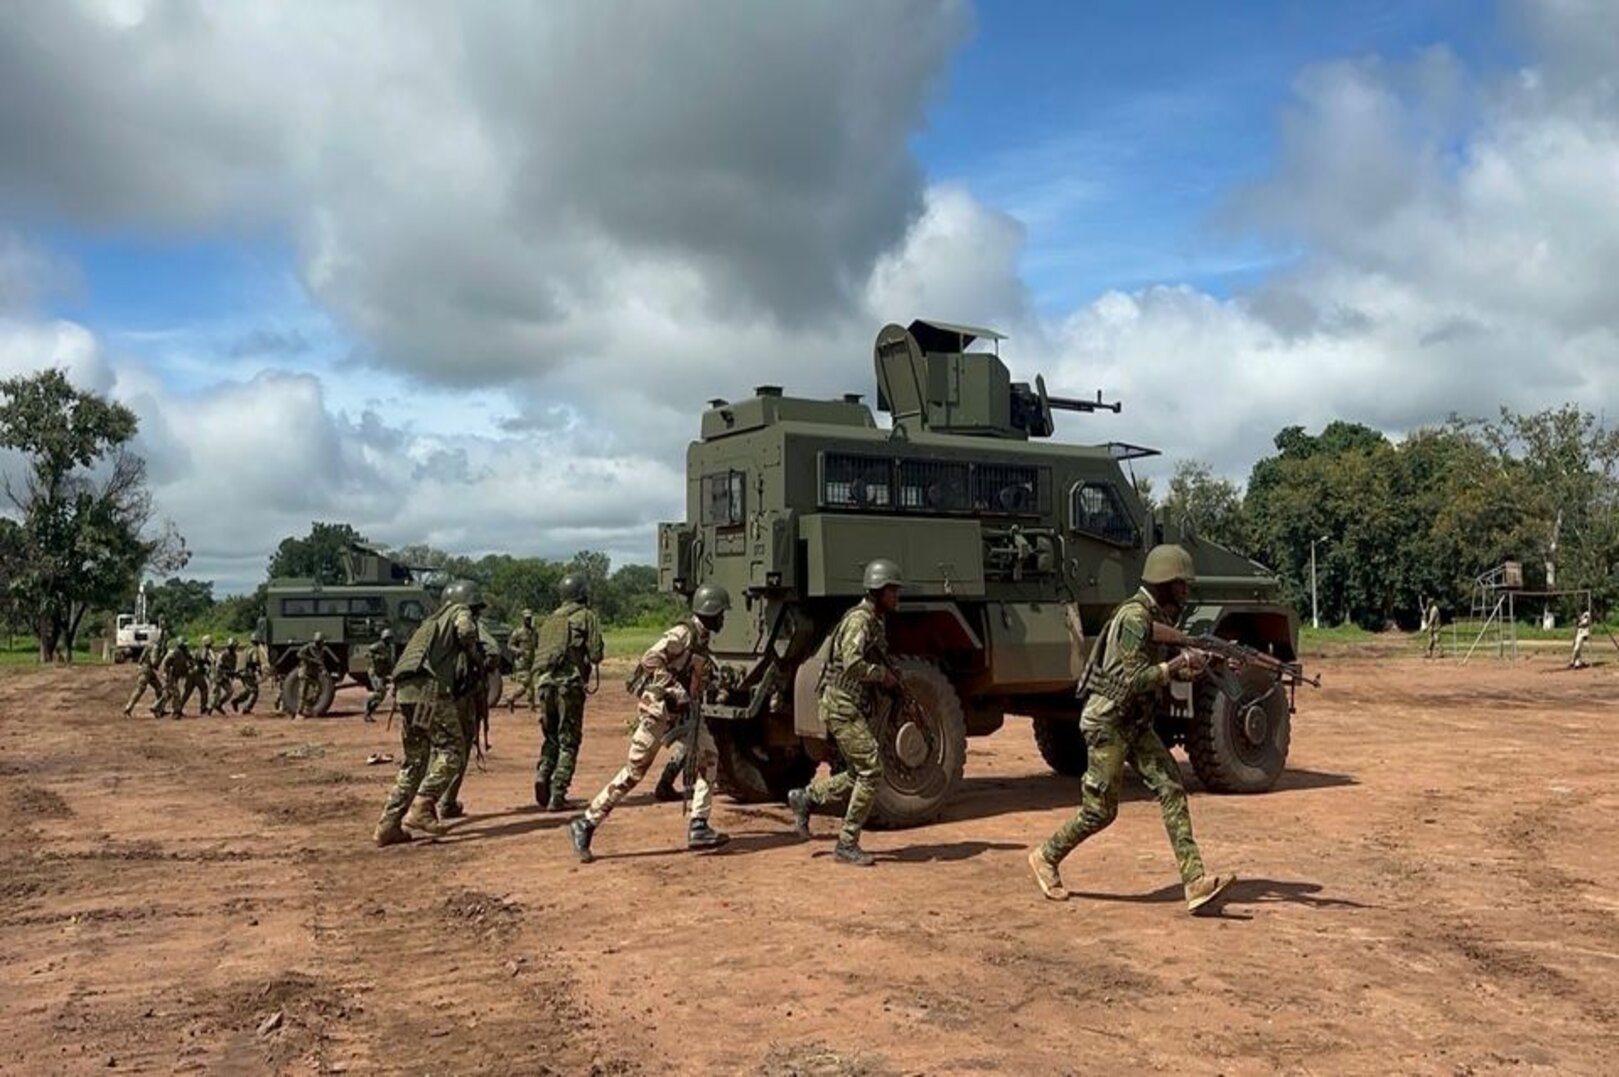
[1027,544,1236,915]
[123,632,168,718]
[160,637,197,718]
[437,643,496,821]
[362,629,395,723]
[787,559,905,867]
[233,634,265,713]
[533,574,605,811]
[569,585,732,862]
[209,638,240,713]
[192,635,217,715]
[373,579,486,846]
[1569,610,1593,669]
[504,610,538,712]
[294,631,338,718]
[1421,599,1441,659]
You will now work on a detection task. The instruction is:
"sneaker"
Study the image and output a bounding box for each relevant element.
[1028,848,1069,901]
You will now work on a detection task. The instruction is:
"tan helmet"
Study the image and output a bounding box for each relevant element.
[1141,544,1196,585]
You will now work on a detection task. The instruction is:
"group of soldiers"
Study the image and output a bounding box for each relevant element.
[122,627,347,720]
[366,546,1237,917]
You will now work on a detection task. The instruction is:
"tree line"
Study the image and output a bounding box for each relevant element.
[1159,407,1619,629]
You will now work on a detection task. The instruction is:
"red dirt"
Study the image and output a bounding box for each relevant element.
[1,654,1615,1075]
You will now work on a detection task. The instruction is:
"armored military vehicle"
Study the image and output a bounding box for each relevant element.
[261,545,509,715]
[658,319,1305,826]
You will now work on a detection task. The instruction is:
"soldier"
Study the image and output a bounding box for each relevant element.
[210,638,240,713]
[362,629,395,723]
[294,631,338,718]
[233,634,265,714]
[1421,599,1442,659]
[1026,544,1236,915]
[504,609,538,712]
[1570,610,1593,669]
[372,579,486,846]
[160,637,196,718]
[569,585,731,862]
[533,574,605,811]
[122,632,168,718]
[270,637,294,716]
[786,559,905,867]
[193,635,218,715]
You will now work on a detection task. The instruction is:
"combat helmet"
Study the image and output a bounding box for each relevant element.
[558,574,590,603]
[443,578,485,610]
[312,630,325,644]
[1141,544,1196,585]
[691,584,732,618]
[200,634,213,646]
[174,636,189,649]
[863,558,904,592]
[380,628,393,641]
[226,637,238,648]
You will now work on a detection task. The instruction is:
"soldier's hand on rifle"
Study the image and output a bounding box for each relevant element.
[1170,649,1211,680]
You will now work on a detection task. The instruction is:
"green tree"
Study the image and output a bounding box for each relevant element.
[148,577,216,628]
[1163,460,1247,554]
[0,370,187,661]
[267,522,370,584]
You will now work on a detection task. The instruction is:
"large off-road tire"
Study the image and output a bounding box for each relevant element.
[281,668,337,716]
[1032,716,1087,776]
[868,657,967,829]
[713,722,818,804]
[485,670,504,709]
[1187,676,1290,793]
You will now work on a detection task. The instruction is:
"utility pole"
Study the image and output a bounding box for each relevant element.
[1310,535,1328,630]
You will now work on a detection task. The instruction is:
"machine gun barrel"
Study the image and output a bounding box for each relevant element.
[1046,389,1121,415]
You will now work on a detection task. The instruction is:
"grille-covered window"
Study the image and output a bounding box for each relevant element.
[822,454,892,509]
[1070,480,1139,546]
[977,463,1044,515]
[898,459,970,512]
[701,470,747,527]
[281,598,314,616]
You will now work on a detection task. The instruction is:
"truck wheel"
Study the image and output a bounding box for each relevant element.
[1032,716,1087,776]
[485,671,504,709]
[1187,678,1290,793]
[713,722,817,803]
[869,658,967,829]
[281,669,338,716]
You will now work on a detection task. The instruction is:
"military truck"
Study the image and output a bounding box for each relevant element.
[261,545,509,715]
[657,319,1305,827]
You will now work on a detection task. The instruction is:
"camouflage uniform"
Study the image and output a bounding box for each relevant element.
[295,640,334,717]
[533,600,605,808]
[363,638,395,721]
[1570,611,1592,669]
[160,645,197,717]
[374,600,481,838]
[1039,588,1206,886]
[582,617,718,829]
[209,643,239,713]
[438,648,495,817]
[1422,602,1441,659]
[191,643,216,715]
[123,639,167,717]
[505,616,538,711]
[233,644,263,713]
[802,597,889,848]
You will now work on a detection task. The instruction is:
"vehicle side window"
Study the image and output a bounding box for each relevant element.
[316,598,346,615]
[399,600,426,624]
[700,470,746,527]
[1069,481,1139,546]
[281,598,315,616]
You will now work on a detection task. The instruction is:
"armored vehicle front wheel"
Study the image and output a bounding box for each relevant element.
[485,671,504,708]
[1032,715,1087,776]
[713,722,817,804]
[1187,677,1290,793]
[281,669,337,716]
[868,658,967,828]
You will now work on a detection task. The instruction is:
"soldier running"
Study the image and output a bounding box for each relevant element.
[122,632,168,718]
[233,634,265,713]
[569,585,731,863]
[294,631,338,718]
[786,559,904,868]
[159,637,197,718]
[1027,544,1236,915]
[533,573,605,812]
[362,629,395,723]
[505,610,538,712]
[209,638,240,713]
[372,579,487,845]
[192,635,217,715]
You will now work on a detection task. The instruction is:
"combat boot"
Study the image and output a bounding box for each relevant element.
[569,816,596,863]
[687,818,729,850]
[1028,847,1069,902]
[122,704,134,717]
[1185,872,1236,915]
[402,796,448,836]
[787,787,812,839]
[439,800,465,820]
[373,819,413,847]
[546,787,569,813]
[833,840,875,867]
[653,757,683,803]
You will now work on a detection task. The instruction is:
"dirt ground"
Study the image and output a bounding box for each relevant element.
[1,653,1616,1076]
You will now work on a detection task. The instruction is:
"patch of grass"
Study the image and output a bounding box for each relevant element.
[0,639,107,666]
[604,625,664,659]
[1298,624,1380,646]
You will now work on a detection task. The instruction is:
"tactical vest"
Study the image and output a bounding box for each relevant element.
[393,604,475,698]
[1076,593,1157,704]
[535,604,581,674]
[817,602,883,698]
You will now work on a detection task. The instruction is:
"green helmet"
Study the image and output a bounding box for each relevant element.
[312,630,324,644]
[520,608,533,621]
[380,628,393,641]
[200,634,213,646]
[559,574,590,603]
[174,636,188,649]
[443,578,485,609]
[1141,544,1196,585]
[690,584,732,618]
[226,637,238,648]
[863,558,904,591]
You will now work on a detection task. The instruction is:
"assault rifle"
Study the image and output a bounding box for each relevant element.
[677,653,711,815]
[1148,624,1321,705]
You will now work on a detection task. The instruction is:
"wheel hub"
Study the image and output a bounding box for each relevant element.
[894,721,930,767]
[1241,702,1270,746]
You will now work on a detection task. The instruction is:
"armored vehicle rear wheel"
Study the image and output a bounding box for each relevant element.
[486,671,504,708]
[281,669,337,716]
[713,722,817,803]
[1187,677,1290,793]
[1032,716,1087,776]
[868,658,967,829]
